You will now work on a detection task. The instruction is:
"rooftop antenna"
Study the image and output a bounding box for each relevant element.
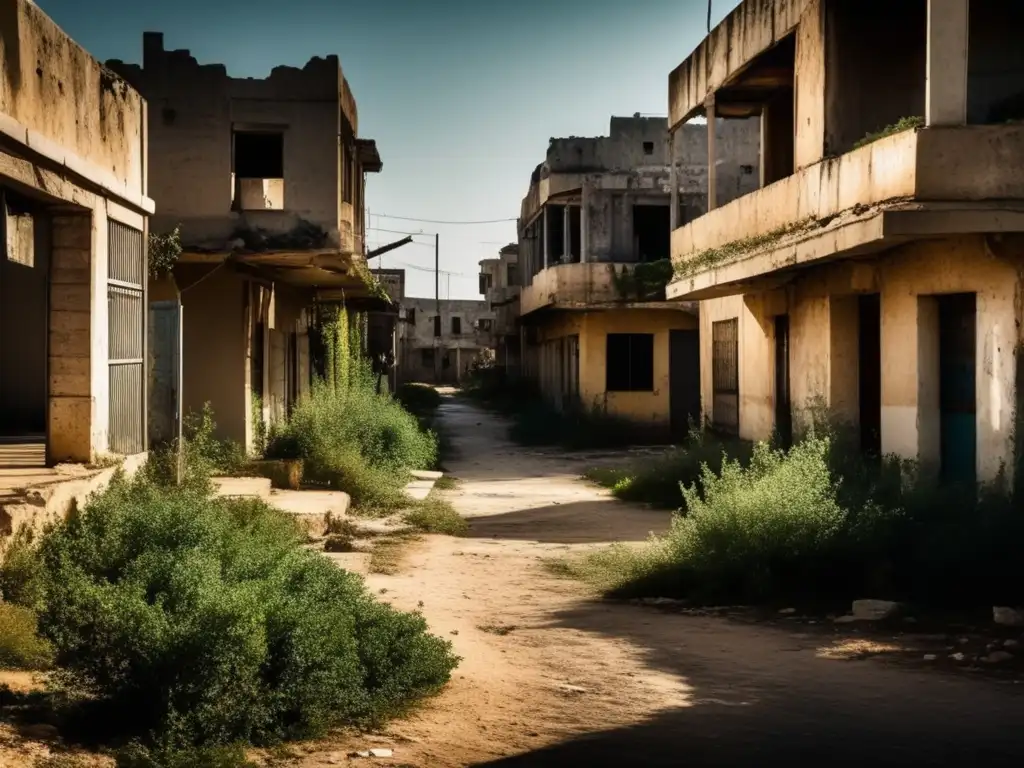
[707,0,712,32]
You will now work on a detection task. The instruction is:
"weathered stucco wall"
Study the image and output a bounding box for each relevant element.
[700,235,1021,482]
[0,0,146,200]
[534,309,697,431]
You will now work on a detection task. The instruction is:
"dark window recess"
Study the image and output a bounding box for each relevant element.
[642,141,655,155]
[507,263,518,286]
[451,316,462,335]
[606,333,655,392]
[711,318,739,434]
[407,308,416,325]
[233,131,284,178]
[477,318,493,331]
[479,273,492,295]
[251,322,265,398]
[633,205,671,262]
[547,205,565,263]
[569,207,581,261]
[420,348,435,367]
[740,164,755,175]
[433,315,441,337]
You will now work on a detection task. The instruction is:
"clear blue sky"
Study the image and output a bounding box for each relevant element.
[38,0,740,299]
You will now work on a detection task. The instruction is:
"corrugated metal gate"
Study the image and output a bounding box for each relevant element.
[108,220,146,455]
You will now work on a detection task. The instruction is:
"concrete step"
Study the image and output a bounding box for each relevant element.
[211,477,272,500]
[409,469,443,481]
[404,478,436,501]
[269,489,350,538]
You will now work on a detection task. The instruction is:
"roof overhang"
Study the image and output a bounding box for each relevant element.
[178,248,371,292]
[357,139,382,173]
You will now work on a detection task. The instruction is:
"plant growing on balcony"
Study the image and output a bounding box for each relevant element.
[852,116,924,150]
[611,259,674,300]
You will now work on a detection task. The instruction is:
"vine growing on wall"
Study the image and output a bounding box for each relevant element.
[354,260,391,303]
[148,226,183,279]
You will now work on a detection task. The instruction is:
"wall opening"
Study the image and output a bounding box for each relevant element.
[420,348,435,367]
[232,130,285,211]
[968,0,1024,123]
[858,293,882,458]
[711,318,739,434]
[606,333,654,392]
[451,316,462,335]
[547,205,565,264]
[632,204,671,262]
[774,314,792,449]
[0,194,48,457]
[433,315,441,337]
[569,207,581,262]
[824,0,926,156]
[669,329,701,440]
[642,141,655,155]
[937,293,977,486]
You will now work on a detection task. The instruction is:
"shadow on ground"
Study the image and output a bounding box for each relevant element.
[466,501,667,544]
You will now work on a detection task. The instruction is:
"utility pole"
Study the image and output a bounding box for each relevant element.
[434,233,441,382]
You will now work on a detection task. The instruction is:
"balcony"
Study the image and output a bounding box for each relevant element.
[520,261,686,317]
[667,125,1024,300]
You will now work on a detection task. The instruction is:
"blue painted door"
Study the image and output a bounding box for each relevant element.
[938,294,976,486]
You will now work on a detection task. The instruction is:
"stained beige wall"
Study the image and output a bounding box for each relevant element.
[535,309,698,431]
[700,235,1021,482]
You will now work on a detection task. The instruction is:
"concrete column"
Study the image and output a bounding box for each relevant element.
[706,98,718,211]
[542,206,549,269]
[926,0,970,127]
[581,182,590,263]
[669,127,679,230]
[563,205,571,261]
[49,213,95,463]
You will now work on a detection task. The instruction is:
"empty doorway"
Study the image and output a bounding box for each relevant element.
[938,293,976,485]
[774,315,792,448]
[858,294,882,457]
[669,329,700,440]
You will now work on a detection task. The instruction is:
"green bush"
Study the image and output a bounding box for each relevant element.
[584,435,753,510]
[570,431,1024,609]
[404,496,468,537]
[0,602,53,669]
[0,526,46,610]
[145,404,248,489]
[395,383,442,417]
[33,473,458,750]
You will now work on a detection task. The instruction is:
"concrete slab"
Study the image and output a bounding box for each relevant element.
[404,479,435,501]
[269,489,350,537]
[211,477,272,500]
[410,469,444,481]
[322,551,371,575]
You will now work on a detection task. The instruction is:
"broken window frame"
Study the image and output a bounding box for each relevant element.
[605,333,655,392]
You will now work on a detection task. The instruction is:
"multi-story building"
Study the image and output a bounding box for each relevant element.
[109,34,385,448]
[516,114,759,439]
[478,243,521,371]
[398,298,494,385]
[665,0,1024,485]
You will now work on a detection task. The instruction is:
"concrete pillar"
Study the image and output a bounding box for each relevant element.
[706,98,718,211]
[542,206,549,269]
[669,127,679,230]
[926,0,970,127]
[49,213,95,463]
[581,182,590,263]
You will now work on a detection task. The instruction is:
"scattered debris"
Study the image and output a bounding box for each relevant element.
[851,599,900,621]
[993,606,1024,627]
[950,652,966,662]
[983,651,1015,664]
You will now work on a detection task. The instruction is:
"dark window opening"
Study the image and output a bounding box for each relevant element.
[606,333,655,392]
[507,263,518,286]
[477,318,493,331]
[433,315,441,337]
[233,131,284,179]
[569,207,581,262]
[407,308,416,325]
[342,143,353,204]
[547,205,565,264]
[479,273,492,295]
[858,293,882,458]
[451,316,462,335]
[938,293,977,486]
[251,322,265,398]
[711,318,739,434]
[420,348,435,367]
[632,205,671,262]
[642,141,654,155]
[740,164,755,175]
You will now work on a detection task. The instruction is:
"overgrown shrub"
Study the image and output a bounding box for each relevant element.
[404,496,468,537]
[584,432,753,509]
[0,602,53,669]
[0,526,46,610]
[509,400,639,450]
[33,473,458,750]
[145,404,248,489]
[395,383,442,417]
[569,431,1023,610]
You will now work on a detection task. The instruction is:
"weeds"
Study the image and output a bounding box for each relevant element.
[433,476,460,491]
[403,496,468,537]
[0,602,53,669]
[852,116,924,150]
[395,383,442,417]
[369,534,420,576]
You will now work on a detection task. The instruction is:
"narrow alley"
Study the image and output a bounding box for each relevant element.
[303,396,1024,767]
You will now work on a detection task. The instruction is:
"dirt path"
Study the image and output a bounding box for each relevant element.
[294,396,1024,767]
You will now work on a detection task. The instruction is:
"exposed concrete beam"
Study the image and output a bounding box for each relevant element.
[707,98,718,212]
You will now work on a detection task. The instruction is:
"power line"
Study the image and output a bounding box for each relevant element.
[375,213,517,225]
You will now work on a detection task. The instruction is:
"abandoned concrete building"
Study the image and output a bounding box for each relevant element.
[0,0,153,534]
[666,0,1024,485]
[398,298,494,385]
[108,33,386,449]
[516,114,759,437]
[478,243,521,372]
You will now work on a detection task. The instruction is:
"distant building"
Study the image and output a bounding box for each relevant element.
[478,243,521,371]
[515,114,759,439]
[398,299,494,385]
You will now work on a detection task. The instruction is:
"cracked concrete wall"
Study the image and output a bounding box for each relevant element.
[107,33,356,248]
